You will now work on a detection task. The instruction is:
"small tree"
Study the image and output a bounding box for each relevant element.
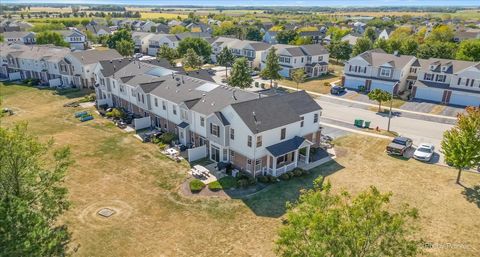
[228,57,253,89]
[291,68,305,91]
[367,88,392,112]
[156,45,179,66]
[36,31,69,47]
[217,46,235,78]
[177,37,212,62]
[276,180,421,257]
[260,47,282,88]
[106,28,132,49]
[328,40,352,63]
[352,37,373,56]
[182,48,203,70]
[441,107,480,185]
[115,39,134,57]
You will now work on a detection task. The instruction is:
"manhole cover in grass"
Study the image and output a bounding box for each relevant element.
[97,208,116,218]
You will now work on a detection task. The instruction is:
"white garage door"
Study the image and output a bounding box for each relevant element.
[370,81,394,93]
[344,77,365,90]
[414,87,444,102]
[449,92,480,107]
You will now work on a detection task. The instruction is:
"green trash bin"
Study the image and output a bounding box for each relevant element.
[354,119,364,127]
[364,121,371,128]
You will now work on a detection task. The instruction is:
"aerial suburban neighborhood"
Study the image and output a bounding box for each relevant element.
[0,1,479,257]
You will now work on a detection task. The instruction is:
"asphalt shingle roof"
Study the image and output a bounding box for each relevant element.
[266,136,306,157]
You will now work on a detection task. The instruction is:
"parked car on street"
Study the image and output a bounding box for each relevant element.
[386,136,413,156]
[330,85,346,95]
[413,143,435,162]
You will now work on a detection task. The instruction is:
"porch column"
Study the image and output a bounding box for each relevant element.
[294,150,299,167]
[305,145,311,164]
[272,156,277,177]
[267,155,271,175]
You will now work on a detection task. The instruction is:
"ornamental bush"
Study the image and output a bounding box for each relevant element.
[189,179,205,193]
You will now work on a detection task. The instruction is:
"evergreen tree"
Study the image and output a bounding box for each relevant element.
[182,48,203,70]
[260,47,282,88]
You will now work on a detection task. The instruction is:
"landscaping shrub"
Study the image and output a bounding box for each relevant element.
[157,142,167,150]
[208,181,222,191]
[160,132,177,145]
[78,93,96,103]
[23,78,40,86]
[189,179,205,193]
[257,175,269,183]
[106,108,124,119]
[301,169,310,176]
[237,179,249,188]
[293,168,304,177]
[267,175,277,183]
[286,171,294,179]
[323,82,330,87]
[279,173,290,181]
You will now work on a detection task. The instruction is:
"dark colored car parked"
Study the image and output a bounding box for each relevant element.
[386,136,413,156]
[330,85,346,95]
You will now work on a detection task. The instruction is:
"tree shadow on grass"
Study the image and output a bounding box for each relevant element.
[241,160,344,218]
[462,185,480,208]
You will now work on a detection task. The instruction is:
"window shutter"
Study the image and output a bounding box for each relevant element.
[210,123,213,134]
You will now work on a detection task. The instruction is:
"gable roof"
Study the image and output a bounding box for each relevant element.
[358,49,415,69]
[70,49,122,65]
[231,91,321,133]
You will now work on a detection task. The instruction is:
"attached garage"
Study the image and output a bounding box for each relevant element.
[370,80,394,93]
[414,87,444,102]
[449,92,480,107]
[343,77,366,90]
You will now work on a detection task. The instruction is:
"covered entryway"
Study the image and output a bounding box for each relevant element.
[265,136,313,176]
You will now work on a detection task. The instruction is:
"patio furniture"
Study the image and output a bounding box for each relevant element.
[166,148,178,156]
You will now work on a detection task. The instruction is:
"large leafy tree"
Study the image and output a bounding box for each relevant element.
[0,123,72,256]
[417,41,457,59]
[328,40,352,62]
[364,26,377,42]
[228,57,253,89]
[291,68,305,91]
[276,29,297,44]
[216,46,235,78]
[260,47,282,88]
[156,45,179,66]
[36,31,69,47]
[276,180,421,257]
[245,26,263,41]
[368,88,392,112]
[456,39,480,62]
[182,48,203,70]
[441,107,480,185]
[373,38,389,52]
[426,25,454,43]
[169,25,187,34]
[177,37,212,62]
[115,39,134,57]
[106,28,133,49]
[352,37,373,56]
[400,37,419,56]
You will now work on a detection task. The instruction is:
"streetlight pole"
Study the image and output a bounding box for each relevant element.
[387,82,398,132]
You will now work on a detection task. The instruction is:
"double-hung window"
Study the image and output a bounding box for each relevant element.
[380,68,391,77]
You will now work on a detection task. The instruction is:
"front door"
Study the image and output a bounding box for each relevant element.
[211,145,220,162]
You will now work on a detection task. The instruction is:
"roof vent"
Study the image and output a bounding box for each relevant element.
[211,102,215,106]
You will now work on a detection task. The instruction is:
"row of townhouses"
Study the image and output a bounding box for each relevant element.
[343,49,480,107]
[2,29,89,50]
[93,58,323,176]
[0,43,122,88]
[132,32,330,79]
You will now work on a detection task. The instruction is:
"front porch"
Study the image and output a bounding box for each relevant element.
[264,136,313,176]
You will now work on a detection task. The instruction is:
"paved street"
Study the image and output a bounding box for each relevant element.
[316,98,453,164]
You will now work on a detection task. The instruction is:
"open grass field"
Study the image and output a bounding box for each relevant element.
[279,74,340,94]
[140,12,188,19]
[1,82,480,257]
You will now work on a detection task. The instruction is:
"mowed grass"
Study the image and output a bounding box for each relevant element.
[2,83,480,257]
[279,74,340,94]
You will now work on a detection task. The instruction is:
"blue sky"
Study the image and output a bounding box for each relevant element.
[2,0,479,7]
